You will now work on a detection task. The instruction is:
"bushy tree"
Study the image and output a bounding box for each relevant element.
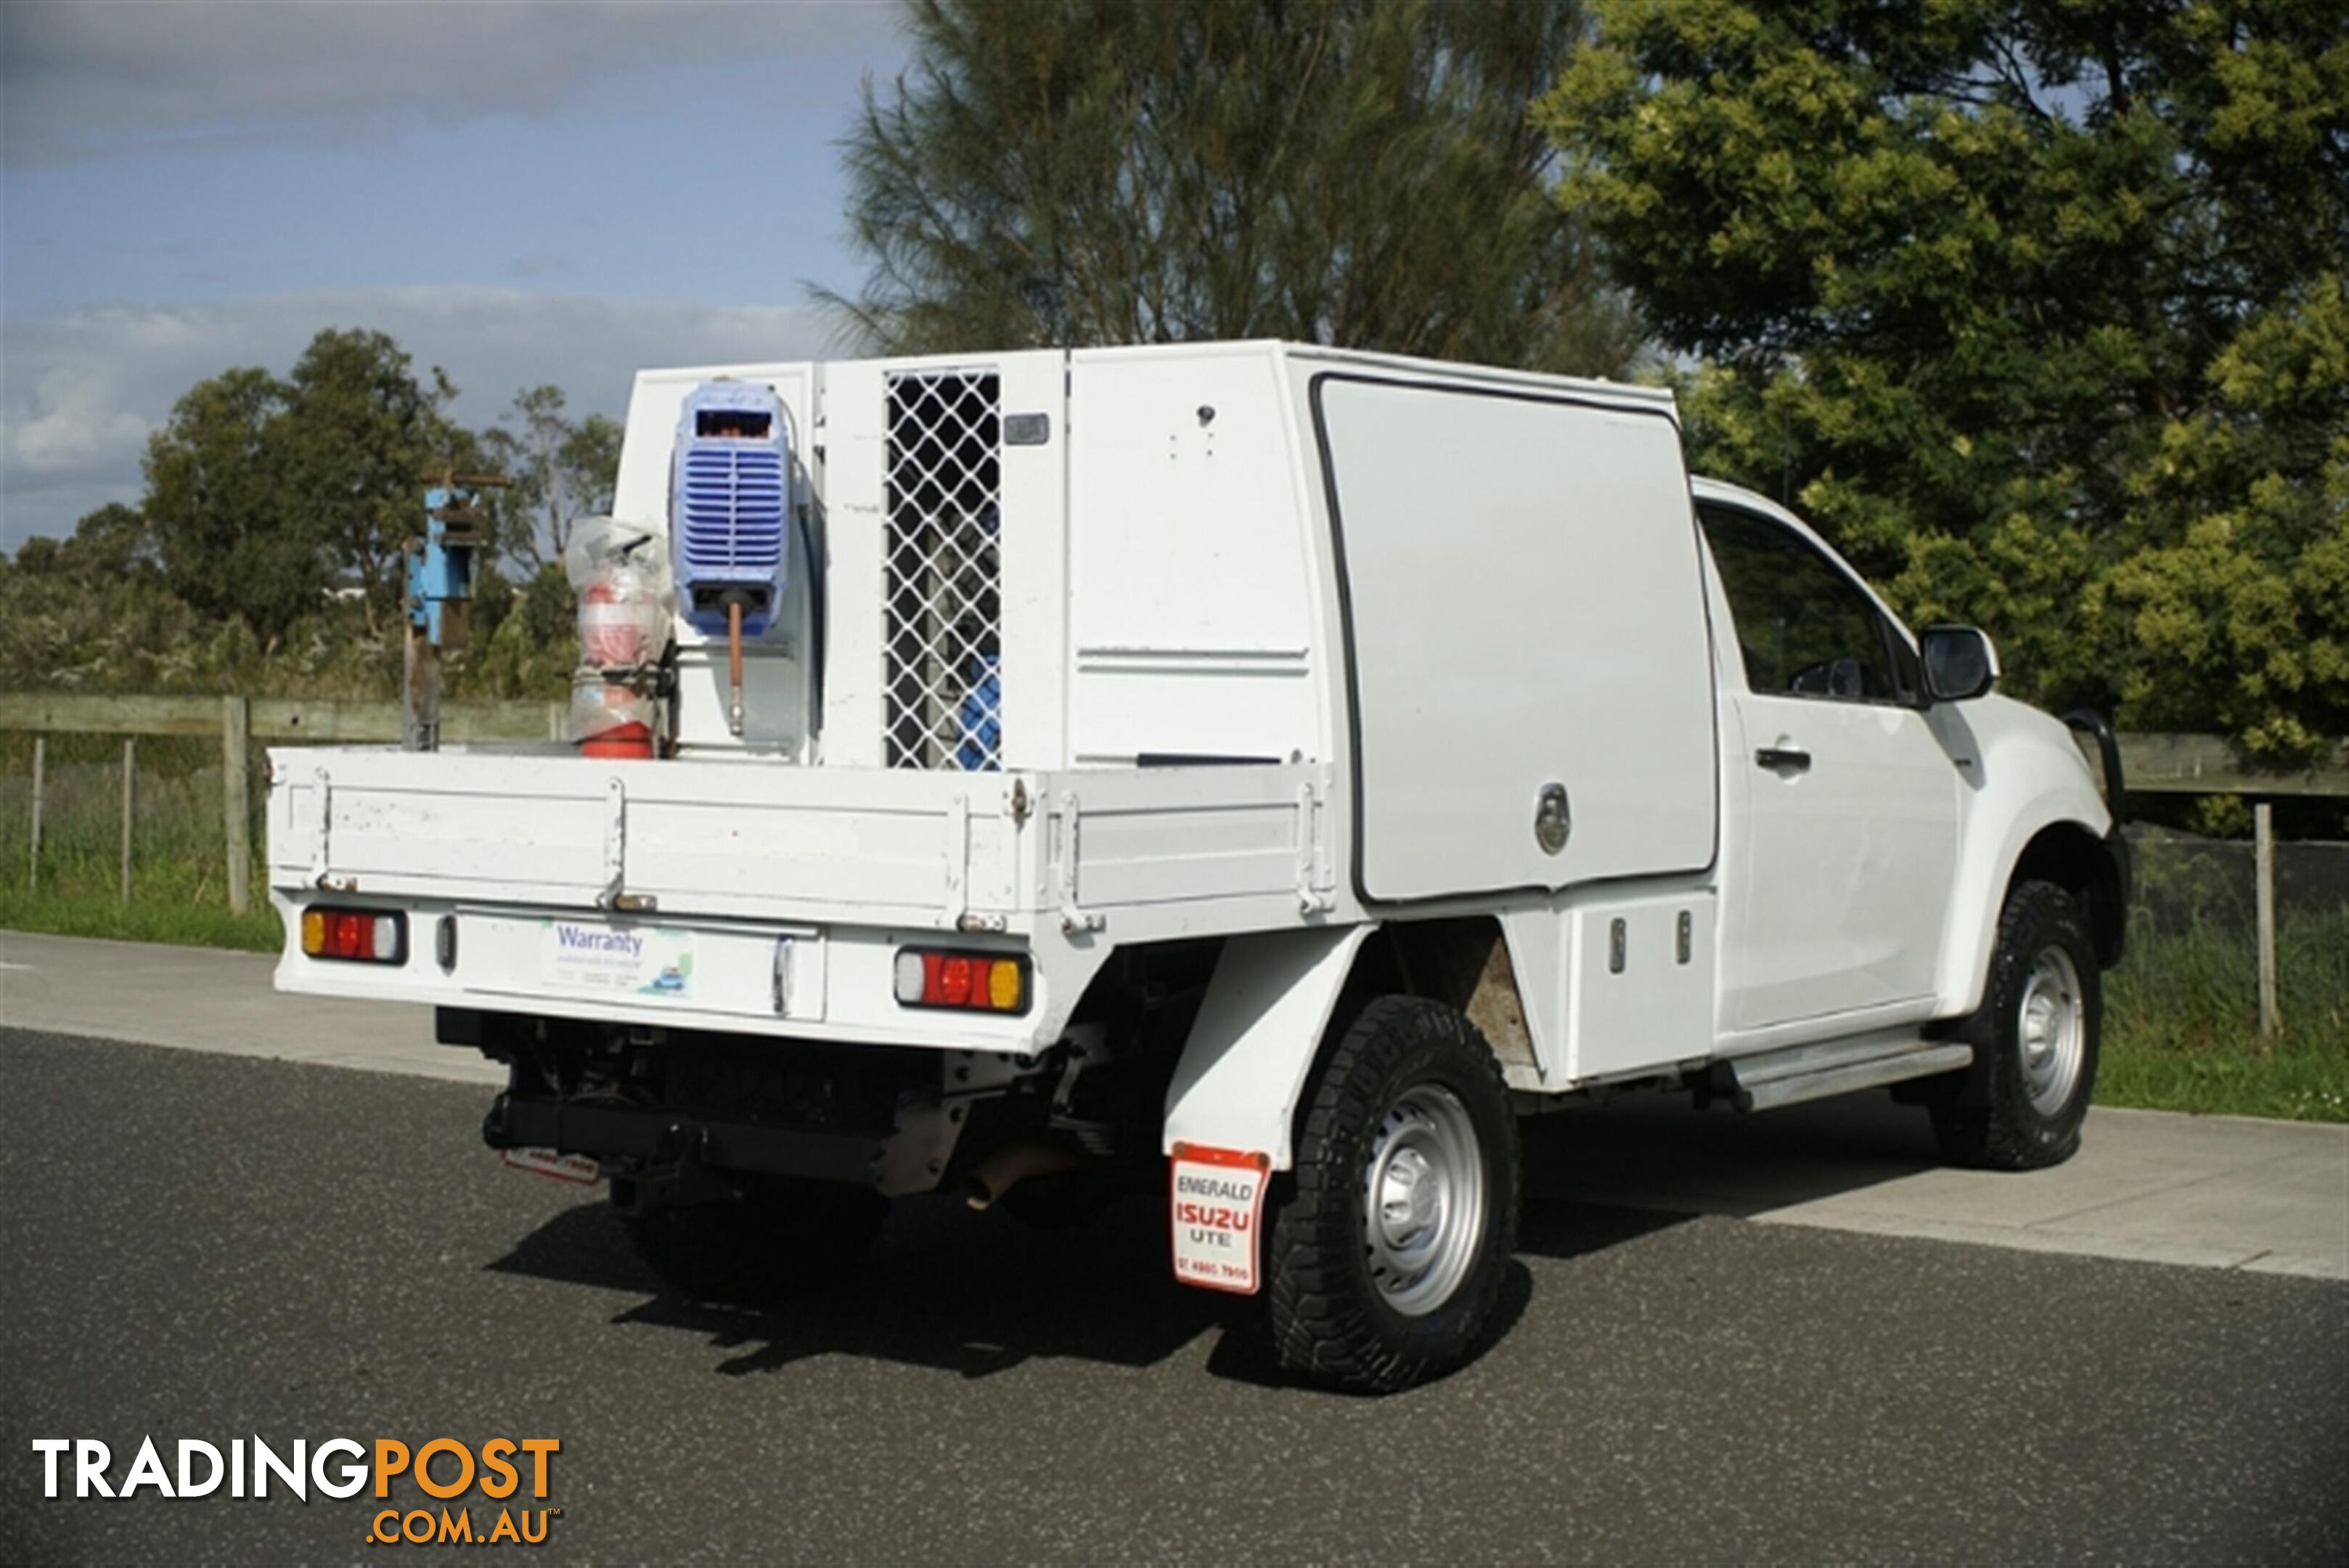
[278,329,473,629]
[834,0,1640,374]
[7,502,155,589]
[1542,0,2348,756]
[0,503,201,690]
[142,365,316,642]
[142,330,472,642]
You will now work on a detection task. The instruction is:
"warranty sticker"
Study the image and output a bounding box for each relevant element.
[1169,1143,1271,1294]
[539,918,695,1000]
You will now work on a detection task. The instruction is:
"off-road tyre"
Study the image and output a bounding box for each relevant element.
[1265,996,1519,1395]
[623,1177,886,1304]
[1931,879,2101,1170]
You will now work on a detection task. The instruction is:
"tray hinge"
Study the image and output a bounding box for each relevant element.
[1055,790,1103,934]
[1295,779,1330,914]
[943,792,970,927]
[597,775,627,909]
[309,769,352,891]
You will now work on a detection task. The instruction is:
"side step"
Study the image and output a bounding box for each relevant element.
[1722,1032,1974,1113]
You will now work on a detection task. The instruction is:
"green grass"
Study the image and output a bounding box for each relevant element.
[0,887,279,952]
[2099,907,2349,1122]
[0,732,278,953]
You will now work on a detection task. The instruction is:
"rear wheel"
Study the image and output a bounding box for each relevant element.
[1265,996,1519,1394]
[1932,879,2101,1169]
[623,1177,886,1304]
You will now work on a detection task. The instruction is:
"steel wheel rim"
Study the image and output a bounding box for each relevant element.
[1361,1083,1484,1317]
[2017,945,2086,1115]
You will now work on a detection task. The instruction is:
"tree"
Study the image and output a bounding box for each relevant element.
[4,503,152,587]
[277,328,471,631]
[142,364,319,641]
[49,502,157,587]
[1540,0,2348,756]
[0,503,201,691]
[831,0,1640,374]
[481,385,624,571]
[143,330,471,641]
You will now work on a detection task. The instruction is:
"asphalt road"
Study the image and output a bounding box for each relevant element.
[3,1028,2344,1565]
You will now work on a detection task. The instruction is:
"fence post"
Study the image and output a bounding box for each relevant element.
[120,737,136,905]
[223,695,251,915]
[28,735,44,893]
[2254,801,2279,1038]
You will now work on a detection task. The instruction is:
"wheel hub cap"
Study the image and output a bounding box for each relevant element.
[1361,1085,1485,1318]
[2017,946,2086,1116]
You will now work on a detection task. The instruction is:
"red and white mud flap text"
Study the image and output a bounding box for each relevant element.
[1169,1143,1272,1295]
[500,1147,604,1185]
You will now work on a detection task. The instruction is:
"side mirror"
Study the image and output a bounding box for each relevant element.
[1919,624,2000,703]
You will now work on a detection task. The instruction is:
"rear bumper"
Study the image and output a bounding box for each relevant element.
[273,893,1061,1054]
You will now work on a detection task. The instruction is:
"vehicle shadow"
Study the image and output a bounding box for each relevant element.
[483,1090,1943,1386]
[485,1188,1683,1389]
[488,1191,1246,1381]
[1519,1088,1948,1219]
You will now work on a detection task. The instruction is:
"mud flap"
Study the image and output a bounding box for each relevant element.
[1168,1143,1272,1294]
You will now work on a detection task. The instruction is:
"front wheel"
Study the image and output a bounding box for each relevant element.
[1265,996,1519,1394]
[1931,879,2101,1169]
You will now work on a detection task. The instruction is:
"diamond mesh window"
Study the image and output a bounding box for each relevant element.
[884,370,1002,769]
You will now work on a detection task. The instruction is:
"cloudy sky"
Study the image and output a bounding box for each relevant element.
[0,0,912,550]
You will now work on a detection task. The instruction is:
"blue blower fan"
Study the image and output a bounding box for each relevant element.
[671,381,791,734]
[672,381,790,637]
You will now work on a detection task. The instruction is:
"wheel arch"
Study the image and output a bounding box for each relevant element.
[1936,814,2127,1019]
[2012,821,2128,970]
[1159,916,1535,1169]
[1160,926,1381,1171]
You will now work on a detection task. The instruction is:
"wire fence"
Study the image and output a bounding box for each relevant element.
[1,733,244,908]
[2129,827,2349,933]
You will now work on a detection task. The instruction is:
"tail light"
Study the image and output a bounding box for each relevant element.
[893,948,1028,1015]
[300,906,407,965]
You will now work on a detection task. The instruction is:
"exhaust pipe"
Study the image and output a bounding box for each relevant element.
[964,1140,1084,1211]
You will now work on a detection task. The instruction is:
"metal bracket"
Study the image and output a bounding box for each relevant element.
[1055,791,1103,934]
[1294,780,1329,914]
[308,769,335,889]
[944,793,969,927]
[771,935,796,1016]
[875,1095,973,1197]
[596,775,627,909]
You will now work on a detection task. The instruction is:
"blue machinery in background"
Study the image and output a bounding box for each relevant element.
[403,471,509,751]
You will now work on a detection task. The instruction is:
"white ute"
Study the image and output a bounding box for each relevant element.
[269,341,2128,1392]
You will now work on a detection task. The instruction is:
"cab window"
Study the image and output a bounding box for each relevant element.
[1698,503,1912,703]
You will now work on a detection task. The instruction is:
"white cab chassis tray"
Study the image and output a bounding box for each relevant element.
[268,747,1338,1045]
